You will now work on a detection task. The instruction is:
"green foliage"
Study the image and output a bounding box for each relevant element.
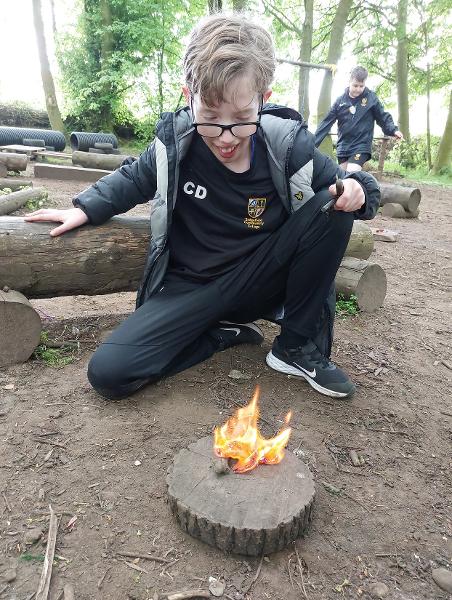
[20,553,45,562]
[387,134,441,169]
[25,191,47,212]
[33,331,75,367]
[335,294,359,317]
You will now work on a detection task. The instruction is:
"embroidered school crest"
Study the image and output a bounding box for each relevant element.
[248,197,267,218]
[295,191,304,202]
[361,97,368,106]
[349,105,356,114]
[354,153,361,160]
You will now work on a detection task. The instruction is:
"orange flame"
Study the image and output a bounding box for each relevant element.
[213,385,292,473]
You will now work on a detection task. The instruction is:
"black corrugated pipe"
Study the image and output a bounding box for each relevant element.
[70,132,118,152]
[0,126,66,151]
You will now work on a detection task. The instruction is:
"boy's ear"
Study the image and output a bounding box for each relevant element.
[263,89,272,103]
[182,86,191,105]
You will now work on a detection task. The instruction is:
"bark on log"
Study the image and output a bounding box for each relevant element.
[336,257,387,312]
[0,217,382,299]
[0,187,47,216]
[0,288,42,367]
[379,182,421,214]
[0,152,28,171]
[381,202,419,218]
[34,163,111,183]
[0,165,7,178]
[167,436,315,556]
[0,178,33,191]
[72,150,132,171]
[344,220,374,259]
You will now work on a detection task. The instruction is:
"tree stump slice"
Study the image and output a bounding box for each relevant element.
[336,257,387,312]
[0,289,42,367]
[345,220,374,259]
[167,436,315,556]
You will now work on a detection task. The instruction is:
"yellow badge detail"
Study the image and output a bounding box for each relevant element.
[244,198,266,230]
[354,153,361,160]
[295,191,304,202]
[361,97,367,106]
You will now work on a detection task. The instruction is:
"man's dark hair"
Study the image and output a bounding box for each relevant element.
[350,66,368,82]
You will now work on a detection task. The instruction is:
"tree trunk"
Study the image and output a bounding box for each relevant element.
[208,0,222,12]
[0,216,378,299]
[336,257,387,312]
[99,0,114,131]
[232,0,247,10]
[396,0,410,141]
[315,0,353,156]
[0,188,47,216]
[298,0,314,122]
[32,0,66,135]
[432,90,452,174]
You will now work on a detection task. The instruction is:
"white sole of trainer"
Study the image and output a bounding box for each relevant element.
[265,351,352,399]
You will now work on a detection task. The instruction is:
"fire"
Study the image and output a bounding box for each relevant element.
[214,385,292,474]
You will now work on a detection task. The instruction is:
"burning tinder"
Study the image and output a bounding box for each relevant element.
[214,385,292,474]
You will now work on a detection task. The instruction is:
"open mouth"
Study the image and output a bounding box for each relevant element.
[216,145,239,159]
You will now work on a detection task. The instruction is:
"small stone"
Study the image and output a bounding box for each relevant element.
[209,576,225,597]
[134,460,141,466]
[228,369,250,381]
[24,527,43,545]
[432,567,452,593]
[38,488,45,501]
[369,582,389,598]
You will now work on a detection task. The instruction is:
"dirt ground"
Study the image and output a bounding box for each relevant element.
[0,163,451,600]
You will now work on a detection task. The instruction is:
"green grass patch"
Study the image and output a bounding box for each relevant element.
[20,553,45,562]
[33,331,75,367]
[335,294,359,317]
[369,160,452,187]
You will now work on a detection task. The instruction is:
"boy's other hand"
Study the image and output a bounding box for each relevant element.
[328,178,365,212]
[394,130,404,140]
[24,207,89,237]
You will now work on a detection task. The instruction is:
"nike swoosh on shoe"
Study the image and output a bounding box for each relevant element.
[293,362,316,378]
[220,327,241,336]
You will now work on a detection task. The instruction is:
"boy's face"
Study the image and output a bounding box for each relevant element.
[184,76,271,169]
[348,78,366,98]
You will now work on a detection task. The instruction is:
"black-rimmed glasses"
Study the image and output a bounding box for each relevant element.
[191,97,263,139]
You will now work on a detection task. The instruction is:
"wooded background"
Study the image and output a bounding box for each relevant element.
[15,0,452,173]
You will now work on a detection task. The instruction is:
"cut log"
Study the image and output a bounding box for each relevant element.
[0,216,149,298]
[0,165,7,177]
[0,187,47,216]
[381,202,419,219]
[379,182,421,214]
[34,163,111,183]
[336,257,387,312]
[0,151,28,171]
[72,150,132,171]
[0,288,42,367]
[344,220,374,259]
[0,217,384,300]
[0,178,33,191]
[167,436,315,556]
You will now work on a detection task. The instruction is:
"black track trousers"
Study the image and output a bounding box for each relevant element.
[88,190,354,399]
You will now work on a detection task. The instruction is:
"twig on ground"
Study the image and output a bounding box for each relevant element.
[0,585,9,596]
[242,554,264,595]
[2,492,11,512]
[117,550,172,563]
[97,567,111,589]
[161,592,210,600]
[124,561,149,574]
[365,426,411,437]
[294,544,308,599]
[34,438,67,448]
[35,505,59,600]
[288,556,294,588]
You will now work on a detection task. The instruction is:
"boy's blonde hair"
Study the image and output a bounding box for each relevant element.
[184,14,275,105]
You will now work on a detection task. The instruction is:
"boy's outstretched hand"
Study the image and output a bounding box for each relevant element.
[328,178,365,212]
[393,130,404,140]
[24,207,89,237]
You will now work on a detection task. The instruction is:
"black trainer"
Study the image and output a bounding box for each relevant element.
[209,321,264,351]
[266,338,355,398]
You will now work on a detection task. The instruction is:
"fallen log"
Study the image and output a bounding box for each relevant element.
[0,178,33,191]
[0,288,42,367]
[381,202,419,219]
[379,182,421,214]
[0,187,47,216]
[0,151,28,171]
[0,217,384,301]
[345,220,374,260]
[34,163,111,183]
[72,150,132,171]
[336,257,387,312]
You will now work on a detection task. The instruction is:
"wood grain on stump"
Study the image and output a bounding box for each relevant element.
[0,289,42,367]
[167,436,315,556]
[336,257,387,312]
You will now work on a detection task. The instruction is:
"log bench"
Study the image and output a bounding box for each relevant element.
[0,217,386,366]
